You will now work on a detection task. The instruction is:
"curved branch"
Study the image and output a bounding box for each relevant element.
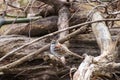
[0,18,120,62]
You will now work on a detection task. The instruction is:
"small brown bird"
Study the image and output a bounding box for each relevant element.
[50,40,83,59]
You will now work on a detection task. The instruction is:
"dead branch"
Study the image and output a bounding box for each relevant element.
[0,30,119,60]
[0,1,120,80]
[3,65,51,74]
[93,12,117,62]
[73,11,119,80]
[3,2,90,37]
[58,6,70,40]
[0,16,41,27]
[0,25,86,72]
[0,17,120,62]
[3,16,58,36]
[0,35,48,58]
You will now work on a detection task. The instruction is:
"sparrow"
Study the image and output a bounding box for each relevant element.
[50,40,83,59]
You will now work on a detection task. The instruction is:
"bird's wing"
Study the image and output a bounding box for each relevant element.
[61,44,83,59]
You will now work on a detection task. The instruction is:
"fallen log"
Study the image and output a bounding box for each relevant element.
[1,15,86,36]
[0,35,48,59]
[2,16,58,36]
[0,30,120,60]
[0,25,87,72]
[1,2,92,36]
[1,21,119,61]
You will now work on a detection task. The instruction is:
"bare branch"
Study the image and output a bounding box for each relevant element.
[92,11,112,54]
[0,17,120,62]
[0,26,86,71]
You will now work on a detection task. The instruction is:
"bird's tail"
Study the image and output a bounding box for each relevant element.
[68,51,84,59]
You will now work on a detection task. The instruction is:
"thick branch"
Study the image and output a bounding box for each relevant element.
[93,12,118,63]
[92,12,112,54]
[0,17,41,27]
[0,26,86,71]
[3,16,58,36]
[1,18,120,62]
[58,6,70,40]
[73,11,119,80]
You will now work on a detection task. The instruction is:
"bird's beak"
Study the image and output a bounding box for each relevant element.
[55,44,61,48]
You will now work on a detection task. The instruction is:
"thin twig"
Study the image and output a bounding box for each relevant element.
[0,18,120,61]
[0,26,86,71]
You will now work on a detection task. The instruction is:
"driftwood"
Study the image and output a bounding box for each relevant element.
[58,6,70,40]
[2,18,120,76]
[1,2,93,36]
[0,16,120,63]
[73,11,119,80]
[0,25,87,72]
[1,15,86,36]
[0,35,48,58]
[0,29,120,59]
[2,16,58,36]
[0,0,120,80]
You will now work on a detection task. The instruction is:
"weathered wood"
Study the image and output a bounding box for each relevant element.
[92,12,112,54]
[58,6,70,40]
[1,2,94,36]
[37,0,68,12]
[92,12,118,62]
[73,11,119,80]
[0,31,119,58]
[0,35,48,59]
[2,16,58,36]
[0,32,119,58]
[1,14,87,36]
[3,65,51,74]
[0,25,86,71]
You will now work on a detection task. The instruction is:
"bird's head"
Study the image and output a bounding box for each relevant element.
[51,40,61,48]
[51,40,57,44]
